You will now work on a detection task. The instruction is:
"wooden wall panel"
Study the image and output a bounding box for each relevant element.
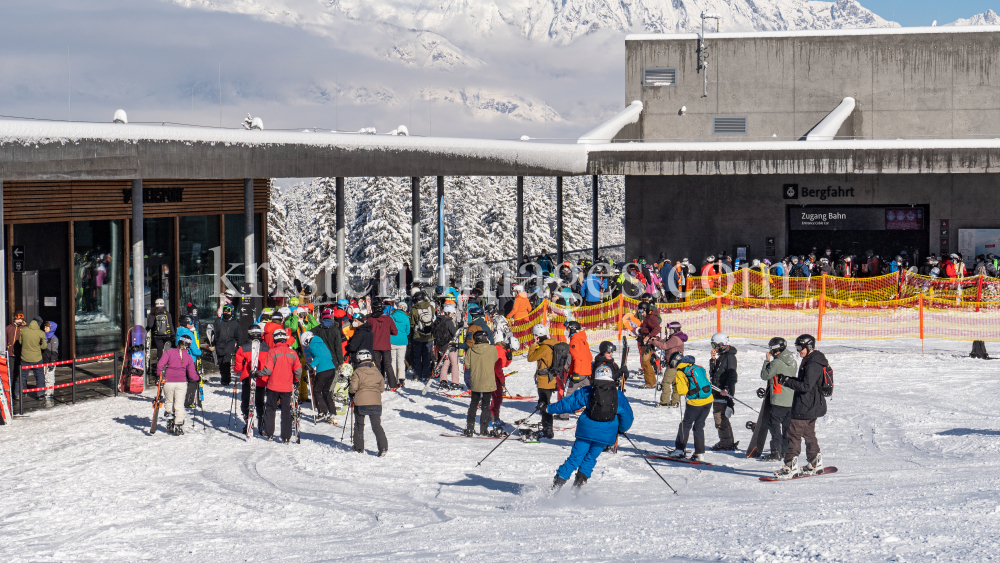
[3,178,270,224]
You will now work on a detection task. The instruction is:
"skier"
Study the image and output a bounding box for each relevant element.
[156,333,199,436]
[548,365,634,490]
[259,329,302,443]
[432,304,461,390]
[312,307,345,369]
[760,336,798,461]
[300,330,338,423]
[772,334,829,479]
[709,332,739,451]
[263,310,283,348]
[176,316,203,409]
[366,297,399,388]
[236,324,269,433]
[463,331,499,436]
[409,291,436,382]
[490,339,514,431]
[40,321,58,408]
[389,301,411,387]
[593,341,623,384]
[527,324,560,439]
[655,321,688,408]
[565,320,592,398]
[637,302,661,388]
[215,304,242,386]
[667,353,714,462]
[349,349,388,456]
[507,285,532,320]
[147,298,175,358]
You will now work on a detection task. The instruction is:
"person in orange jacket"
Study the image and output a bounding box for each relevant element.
[508,284,532,321]
[236,324,270,434]
[489,340,514,430]
[263,310,284,348]
[258,329,303,444]
[565,320,593,400]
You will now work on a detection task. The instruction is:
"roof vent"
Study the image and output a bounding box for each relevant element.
[113,109,127,124]
[643,67,677,86]
[713,116,748,135]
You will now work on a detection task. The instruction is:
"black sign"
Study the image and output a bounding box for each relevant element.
[11,246,24,259]
[123,188,185,204]
[13,260,23,273]
[765,237,776,246]
[782,184,798,199]
[766,246,776,257]
[790,207,885,231]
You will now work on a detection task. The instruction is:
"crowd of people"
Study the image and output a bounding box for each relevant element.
[5,311,61,409]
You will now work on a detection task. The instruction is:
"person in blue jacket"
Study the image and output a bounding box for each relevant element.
[300,330,338,422]
[389,301,411,387]
[581,272,607,305]
[546,364,634,489]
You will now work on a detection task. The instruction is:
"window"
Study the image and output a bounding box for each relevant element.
[713,116,748,135]
[643,67,677,86]
[74,220,123,356]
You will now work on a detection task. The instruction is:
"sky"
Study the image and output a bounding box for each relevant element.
[0,0,995,142]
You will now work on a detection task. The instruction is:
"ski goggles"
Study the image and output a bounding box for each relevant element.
[794,344,806,351]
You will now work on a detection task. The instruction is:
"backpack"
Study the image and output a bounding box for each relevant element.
[682,364,712,400]
[155,313,171,336]
[821,365,834,397]
[415,304,434,335]
[970,340,990,360]
[549,342,572,376]
[587,379,619,423]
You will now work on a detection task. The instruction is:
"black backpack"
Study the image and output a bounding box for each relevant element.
[549,342,572,378]
[971,340,990,359]
[588,379,619,422]
[821,365,834,398]
[155,313,171,336]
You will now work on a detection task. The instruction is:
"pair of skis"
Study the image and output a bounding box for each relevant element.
[611,335,629,454]
[244,340,260,441]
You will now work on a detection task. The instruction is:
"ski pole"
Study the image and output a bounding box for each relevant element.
[710,385,759,414]
[476,405,540,467]
[621,432,678,495]
[340,401,354,442]
[227,376,239,428]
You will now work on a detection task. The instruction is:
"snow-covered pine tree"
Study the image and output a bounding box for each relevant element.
[349,176,413,288]
[523,176,555,257]
[598,175,625,256]
[266,184,296,293]
[561,177,592,256]
[300,177,338,298]
[480,176,516,263]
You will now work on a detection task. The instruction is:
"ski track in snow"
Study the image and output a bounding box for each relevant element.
[3,339,1000,562]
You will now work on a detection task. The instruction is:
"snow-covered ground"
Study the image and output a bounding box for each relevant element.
[3,338,1000,562]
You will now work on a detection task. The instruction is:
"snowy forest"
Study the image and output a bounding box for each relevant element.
[267,176,625,292]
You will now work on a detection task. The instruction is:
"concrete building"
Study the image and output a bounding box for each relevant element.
[620,25,1000,264]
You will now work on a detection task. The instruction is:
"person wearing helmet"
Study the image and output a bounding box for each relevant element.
[312,304,345,370]
[771,334,829,479]
[592,341,623,383]
[654,321,688,408]
[564,320,593,405]
[236,324,270,433]
[758,337,798,461]
[299,330,338,422]
[389,300,411,388]
[432,304,462,390]
[461,331,500,436]
[176,316,203,409]
[489,336,516,432]
[409,291,436,382]
[215,304,243,387]
[667,353,713,462]
[637,302,661,388]
[507,284,532,321]
[349,349,388,456]
[366,298,399,388]
[156,333,199,435]
[527,324,560,439]
[709,332,739,451]
[264,311,284,348]
[258,328,302,443]
[548,363,634,490]
[701,256,717,277]
[146,298,175,358]
[346,313,374,367]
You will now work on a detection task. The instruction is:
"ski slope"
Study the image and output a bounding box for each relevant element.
[2,338,999,562]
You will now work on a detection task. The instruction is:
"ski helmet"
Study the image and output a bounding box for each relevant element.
[273,329,288,343]
[668,351,684,369]
[666,321,681,331]
[472,331,490,344]
[794,334,816,353]
[599,341,617,355]
[564,320,582,337]
[155,298,165,308]
[178,334,193,349]
[179,315,192,327]
[336,299,349,309]
[710,332,729,348]
[222,304,234,317]
[506,335,521,352]
[300,331,314,346]
[271,311,283,323]
[768,337,787,354]
[279,306,291,318]
[594,365,614,382]
[356,349,372,362]
[532,324,549,338]
[468,303,483,317]
[289,297,300,306]
[248,324,263,339]
[484,303,498,316]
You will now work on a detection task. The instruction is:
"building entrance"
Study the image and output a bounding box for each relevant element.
[787,205,929,264]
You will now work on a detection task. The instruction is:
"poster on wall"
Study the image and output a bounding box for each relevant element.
[958,229,1000,261]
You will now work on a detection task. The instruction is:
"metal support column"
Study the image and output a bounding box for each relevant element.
[131,179,144,328]
[592,175,599,263]
[336,177,346,299]
[556,176,564,266]
[516,176,524,270]
[437,176,445,287]
[411,177,420,282]
[243,178,255,308]
[0,179,5,353]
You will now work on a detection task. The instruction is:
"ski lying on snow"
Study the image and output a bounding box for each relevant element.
[759,466,839,482]
[644,454,714,466]
[440,433,504,440]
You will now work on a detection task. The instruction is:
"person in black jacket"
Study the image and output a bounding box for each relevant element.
[709,332,739,451]
[593,341,624,384]
[773,334,828,480]
[346,315,374,367]
[147,298,175,359]
[215,305,242,386]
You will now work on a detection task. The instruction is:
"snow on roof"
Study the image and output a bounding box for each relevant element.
[588,138,1000,153]
[626,25,1000,42]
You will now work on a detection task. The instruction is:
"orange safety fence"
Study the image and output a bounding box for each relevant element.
[505,274,1000,350]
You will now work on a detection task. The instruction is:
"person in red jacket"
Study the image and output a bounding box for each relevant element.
[263,310,283,348]
[638,302,662,388]
[236,324,270,434]
[366,298,399,388]
[259,329,302,443]
[490,341,514,431]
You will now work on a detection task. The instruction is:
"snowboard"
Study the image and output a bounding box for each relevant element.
[121,326,146,394]
[745,388,772,459]
[421,353,448,396]
[0,356,13,424]
[759,466,839,482]
[150,370,166,434]
[645,454,714,466]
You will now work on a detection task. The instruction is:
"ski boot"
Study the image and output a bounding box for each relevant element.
[552,474,567,490]
[711,441,740,452]
[572,472,588,488]
[667,448,687,459]
[541,425,555,440]
[691,453,705,463]
[801,453,823,476]
[462,425,475,437]
[488,422,509,438]
[378,449,388,457]
[773,458,801,481]
[761,451,782,462]
[172,422,184,436]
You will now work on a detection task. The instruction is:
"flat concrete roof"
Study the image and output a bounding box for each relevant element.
[626,24,1000,41]
[2,120,999,179]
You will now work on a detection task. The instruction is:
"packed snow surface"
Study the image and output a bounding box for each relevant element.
[3,338,1000,562]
